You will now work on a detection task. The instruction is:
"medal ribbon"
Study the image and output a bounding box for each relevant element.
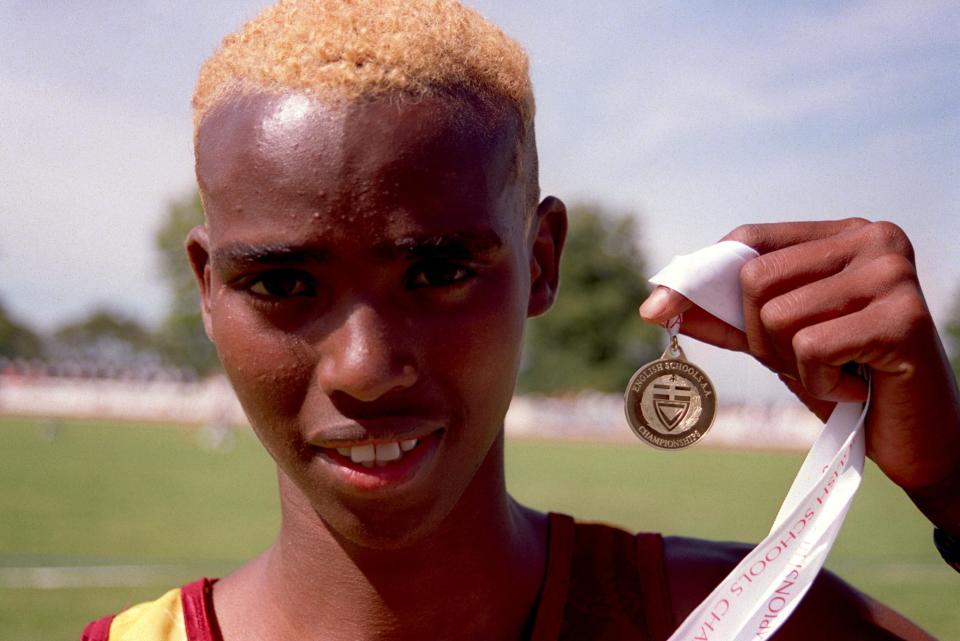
[650,240,868,641]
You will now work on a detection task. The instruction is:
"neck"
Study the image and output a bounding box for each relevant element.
[226,437,549,641]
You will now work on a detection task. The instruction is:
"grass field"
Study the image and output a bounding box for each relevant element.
[1,417,956,639]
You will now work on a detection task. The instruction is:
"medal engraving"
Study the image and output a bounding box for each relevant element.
[624,337,716,450]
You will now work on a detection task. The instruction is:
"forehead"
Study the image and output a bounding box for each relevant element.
[195,91,522,247]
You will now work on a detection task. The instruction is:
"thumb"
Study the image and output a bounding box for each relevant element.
[638,286,692,324]
[640,286,749,353]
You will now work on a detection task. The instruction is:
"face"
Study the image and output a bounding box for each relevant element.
[189,91,565,548]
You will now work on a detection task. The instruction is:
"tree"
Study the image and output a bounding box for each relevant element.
[49,308,159,365]
[518,204,662,393]
[154,192,221,375]
[0,299,43,359]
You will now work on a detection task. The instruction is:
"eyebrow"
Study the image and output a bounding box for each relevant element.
[212,230,504,268]
[212,242,329,268]
[373,230,504,260]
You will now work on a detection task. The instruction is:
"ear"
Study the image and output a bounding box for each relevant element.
[527,196,567,317]
[185,225,215,341]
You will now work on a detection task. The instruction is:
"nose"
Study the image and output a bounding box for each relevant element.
[315,303,418,402]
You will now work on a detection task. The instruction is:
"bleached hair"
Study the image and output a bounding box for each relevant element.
[193,0,535,140]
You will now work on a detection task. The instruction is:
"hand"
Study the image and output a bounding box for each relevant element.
[639,219,960,532]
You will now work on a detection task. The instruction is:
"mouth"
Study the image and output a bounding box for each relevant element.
[332,437,421,468]
[311,429,443,492]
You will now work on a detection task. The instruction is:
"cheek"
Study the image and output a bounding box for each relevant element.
[426,264,528,419]
[210,295,315,431]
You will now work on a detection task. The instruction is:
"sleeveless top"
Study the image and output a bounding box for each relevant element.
[82,513,676,641]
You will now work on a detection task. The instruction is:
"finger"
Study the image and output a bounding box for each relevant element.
[797,360,869,403]
[738,227,863,371]
[738,223,913,374]
[723,218,871,255]
[638,286,693,324]
[757,254,917,341]
[675,305,749,353]
[639,286,748,352]
[791,306,909,402]
[777,373,836,422]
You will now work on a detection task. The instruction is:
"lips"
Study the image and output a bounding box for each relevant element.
[308,427,443,492]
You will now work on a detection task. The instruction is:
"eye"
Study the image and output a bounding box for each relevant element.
[407,261,477,289]
[247,270,315,298]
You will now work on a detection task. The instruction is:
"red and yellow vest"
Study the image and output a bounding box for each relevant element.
[82,514,674,641]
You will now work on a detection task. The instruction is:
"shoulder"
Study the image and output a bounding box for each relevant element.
[80,581,201,641]
[663,536,935,641]
[549,516,674,640]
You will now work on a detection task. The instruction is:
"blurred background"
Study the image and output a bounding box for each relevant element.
[1,1,958,638]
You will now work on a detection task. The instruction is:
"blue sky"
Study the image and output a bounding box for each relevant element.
[2,1,958,399]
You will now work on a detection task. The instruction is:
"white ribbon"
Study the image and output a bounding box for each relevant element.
[650,240,868,641]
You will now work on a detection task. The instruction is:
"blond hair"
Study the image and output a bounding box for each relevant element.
[194,0,534,134]
[194,0,539,207]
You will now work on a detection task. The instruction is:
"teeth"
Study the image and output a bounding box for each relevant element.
[375,442,401,461]
[335,438,421,466]
[350,444,375,463]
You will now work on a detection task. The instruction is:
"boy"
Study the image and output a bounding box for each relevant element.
[83,0,959,639]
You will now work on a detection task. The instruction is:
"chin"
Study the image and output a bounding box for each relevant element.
[278,430,506,552]
[321,496,459,551]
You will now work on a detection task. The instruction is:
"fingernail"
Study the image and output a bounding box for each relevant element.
[639,287,670,320]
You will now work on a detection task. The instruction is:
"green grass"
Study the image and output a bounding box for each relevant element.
[1,418,955,639]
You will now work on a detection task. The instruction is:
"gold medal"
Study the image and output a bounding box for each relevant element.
[624,319,716,450]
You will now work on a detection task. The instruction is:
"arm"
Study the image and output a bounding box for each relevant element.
[640,219,960,536]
